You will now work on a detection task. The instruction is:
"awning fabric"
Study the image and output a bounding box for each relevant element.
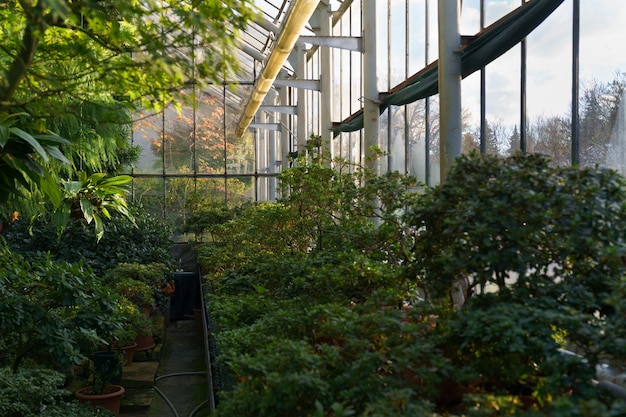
[332,0,565,135]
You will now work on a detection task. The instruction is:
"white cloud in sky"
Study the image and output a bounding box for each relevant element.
[460,0,625,127]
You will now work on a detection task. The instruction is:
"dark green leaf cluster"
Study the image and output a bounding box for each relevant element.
[0,367,111,417]
[201,152,626,416]
[4,203,172,275]
[0,243,123,372]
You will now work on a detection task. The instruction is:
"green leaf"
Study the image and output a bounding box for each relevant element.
[0,123,9,148]
[9,127,49,162]
[80,198,95,224]
[94,215,104,241]
[41,144,70,164]
[99,175,132,186]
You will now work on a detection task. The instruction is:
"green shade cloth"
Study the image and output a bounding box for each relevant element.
[332,0,565,135]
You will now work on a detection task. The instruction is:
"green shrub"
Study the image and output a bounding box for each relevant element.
[0,244,122,372]
[205,153,626,415]
[4,204,172,275]
[0,367,111,417]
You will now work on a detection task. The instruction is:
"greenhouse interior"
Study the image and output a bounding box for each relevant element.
[2,0,626,416]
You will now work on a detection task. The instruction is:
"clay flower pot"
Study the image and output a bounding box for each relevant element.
[113,341,138,366]
[75,384,125,416]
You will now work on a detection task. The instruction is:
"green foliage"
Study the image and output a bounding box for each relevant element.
[406,152,626,305]
[104,262,173,313]
[0,244,123,372]
[0,112,70,205]
[4,203,172,276]
[0,0,257,210]
[181,200,235,242]
[197,155,421,284]
[56,171,133,240]
[108,296,147,344]
[45,98,137,176]
[403,152,626,410]
[111,276,154,308]
[0,367,110,417]
[199,157,438,416]
[0,1,258,111]
[202,152,626,416]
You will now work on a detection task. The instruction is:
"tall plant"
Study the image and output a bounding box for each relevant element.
[0,243,122,373]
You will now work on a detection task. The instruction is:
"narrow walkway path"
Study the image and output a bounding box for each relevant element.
[149,319,208,417]
[119,319,208,417]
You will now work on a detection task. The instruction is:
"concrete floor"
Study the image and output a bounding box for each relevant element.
[119,319,209,417]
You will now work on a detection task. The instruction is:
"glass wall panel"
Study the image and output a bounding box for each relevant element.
[194,92,226,174]
[389,0,407,87]
[227,177,255,207]
[580,0,626,169]
[407,100,427,182]
[132,177,165,219]
[133,111,163,174]
[407,0,425,76]
[526,1,571,166]
[163,92,195,175]
[376,0,389,93]
[484,0,517,28]
[226,88,255,175]
[379,109,389,172]
[165,176,194,233]
[428,95,441,185]
[349,1,362,118]
[388,105,406,173]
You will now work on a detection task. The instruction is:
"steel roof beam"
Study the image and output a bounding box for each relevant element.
[236,0,321,137]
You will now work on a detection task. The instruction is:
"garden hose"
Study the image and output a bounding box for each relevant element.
[153,371,207,417]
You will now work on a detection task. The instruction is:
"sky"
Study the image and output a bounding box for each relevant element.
[459,0,626,126]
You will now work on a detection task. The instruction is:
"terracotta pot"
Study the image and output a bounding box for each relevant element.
[114,341,138,366]
[134,331,155,352]
[75,384,125,416]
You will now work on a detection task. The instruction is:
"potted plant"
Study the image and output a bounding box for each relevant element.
[112,277,155,316]
[106,262,173,316]
[108,296,145,366]
[75,350,125,416]
[0,366,107,417]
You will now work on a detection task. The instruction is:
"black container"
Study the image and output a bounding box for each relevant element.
[92,351,122,386]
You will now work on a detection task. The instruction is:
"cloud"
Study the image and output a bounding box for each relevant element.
[460,0,625,126]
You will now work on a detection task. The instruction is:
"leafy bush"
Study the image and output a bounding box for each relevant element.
[0,366,112,417]
[0,243,122,372]
[104,262,173,313]
[202,153,626,416]
[4,203,172,275]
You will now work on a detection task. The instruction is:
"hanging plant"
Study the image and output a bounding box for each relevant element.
[56,171,134,240]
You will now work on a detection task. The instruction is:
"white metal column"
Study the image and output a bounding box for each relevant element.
[362,0,379,173]
[438,0,463,181]
[296,44,308,154]
[319,3,333,159]
[268,95,277,200]
[279,86,290,170]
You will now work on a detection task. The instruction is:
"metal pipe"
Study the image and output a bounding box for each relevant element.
[480,0,486,155]
[236,0,320,138]
[571,0,580,165]
[520,0,527,153]
[425,0,431,186]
